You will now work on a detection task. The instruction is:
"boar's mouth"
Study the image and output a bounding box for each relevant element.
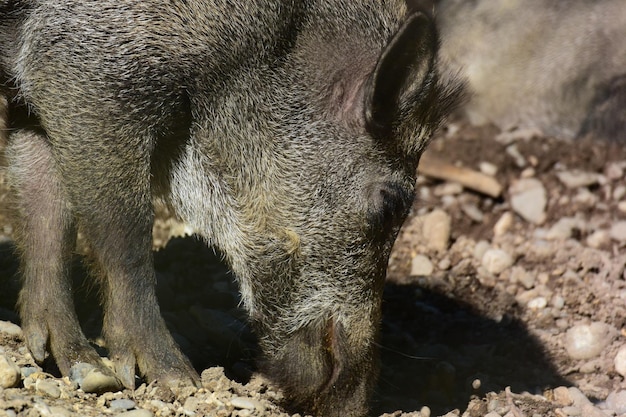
[261,315,376,416]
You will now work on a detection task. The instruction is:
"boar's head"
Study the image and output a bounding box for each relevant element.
[230,9,460,417]
[171,3,460,416]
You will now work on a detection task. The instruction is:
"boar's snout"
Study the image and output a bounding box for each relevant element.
[263,316,377,417]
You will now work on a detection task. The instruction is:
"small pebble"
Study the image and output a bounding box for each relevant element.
[48,406,73,417]
[613,345,626,377]
[586,230,609,248]
[493,212,514,236]
[420,406,431,417]
[510,266,535,289]
[0,321,22,337]
[566,386,614,417]
[114,410,154,417]
[461,203,484,222]
[411,254,434,277]
[510,178,547,224]
[560,405,581,416]
[604,390,626,414]
[35,379,62,398]
[564,322,617,360]
[495,127,542,144]
[479,161,498,176]
[471,379,481,390]
[20,367,39,379]
[230,397,261,410]
[575,188,598,205]
[527,296,547,310]
[69,362,122,393]
[613,185,626,200]
[553,386,573,406]
[110,399,137,412]
[481,248,514,275]
[473,240,491,261]
[551,295,565,310]
[556,170,602,188]
[183,396,204,414]
[422,209,451,251]
[434,182,463,196]
[521,166,536,178]
[606,162,624,180]
[579,359,600,374]
[506,144,527,167]
[437,257,451,270]
[23,371,51,389]
[609,221,626,243]
[0,354,21,388]
[546,218,582,240]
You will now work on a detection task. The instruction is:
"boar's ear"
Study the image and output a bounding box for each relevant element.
[364,12,437,141]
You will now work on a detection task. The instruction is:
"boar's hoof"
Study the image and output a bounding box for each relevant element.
[109,343,201,392]
[22,318,123,393]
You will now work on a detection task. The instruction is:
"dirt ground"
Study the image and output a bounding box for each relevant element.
[0,118,625,416]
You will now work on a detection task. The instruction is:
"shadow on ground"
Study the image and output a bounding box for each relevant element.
[0,237,568,415]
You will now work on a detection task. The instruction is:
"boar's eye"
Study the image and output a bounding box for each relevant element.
[365,182,414,237]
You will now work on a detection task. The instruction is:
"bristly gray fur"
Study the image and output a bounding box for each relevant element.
[0,1,462,415]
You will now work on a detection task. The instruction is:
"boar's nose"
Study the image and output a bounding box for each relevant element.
[263,316,377,417]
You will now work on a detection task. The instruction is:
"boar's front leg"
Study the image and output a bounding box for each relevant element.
[7,129,121,392]
[51,128,200,391]
[10,126,198,391]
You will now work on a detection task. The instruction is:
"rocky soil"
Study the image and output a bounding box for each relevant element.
[0,119,625,417]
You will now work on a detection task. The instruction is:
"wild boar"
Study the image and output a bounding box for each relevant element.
[0,1,460,415]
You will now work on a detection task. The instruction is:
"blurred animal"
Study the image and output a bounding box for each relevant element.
[435,0,626,140]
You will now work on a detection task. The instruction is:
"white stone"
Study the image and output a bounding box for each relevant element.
[493,212,514,236]
[553,386,573,406]
[604,390,626,414]
[411,255,434,277]
[565,322,617,360]
[613,185,626,201]
[614,345,626,377]
[495,127,542,144]
[479,161,498,176]
[546,217,582,240]
[610,221,626,242]
[505,144,527,167]
[567,386,614,417]
[434,182,463,196]
[510,266,535,289]
[473,240,491,261]
[422,209,451,251]
[556,170,603,189]
[520,167,536,178]
[586,230,609,248]
[0,321,22,337]
[510,178,547,224]
[437,258,451,270]
[461,203,484,222]
[230,397,262,410]
[481,249,514,275]
[606,162,624,181]
[527,297,547,310]
[0,354,20,388]
[573,188,598,205]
